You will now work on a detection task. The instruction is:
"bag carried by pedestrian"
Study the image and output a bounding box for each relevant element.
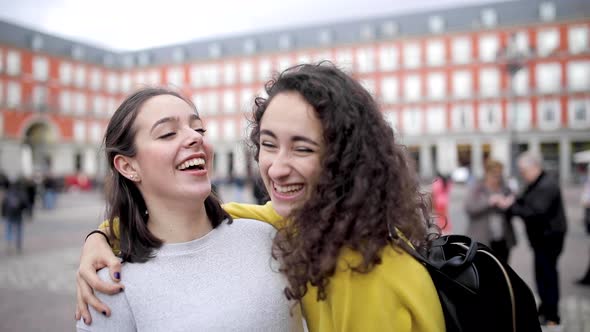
[405,234,541,332]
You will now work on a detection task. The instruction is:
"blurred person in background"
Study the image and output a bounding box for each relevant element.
[464,159,515,263]
[497,151,567,327]
[575,167,590,286]
[431,172,452,233]
[42,172,58,210]
[2,181,30,253]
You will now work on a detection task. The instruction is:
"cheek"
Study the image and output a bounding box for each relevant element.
[303,157,322,184]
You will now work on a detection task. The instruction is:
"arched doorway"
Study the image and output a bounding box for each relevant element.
[23,122,55,174]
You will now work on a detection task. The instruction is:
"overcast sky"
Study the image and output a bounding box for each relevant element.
[0,0,505,51]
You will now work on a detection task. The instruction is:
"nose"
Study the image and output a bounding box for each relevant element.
[267,151,292,180]
[182,127,203,148]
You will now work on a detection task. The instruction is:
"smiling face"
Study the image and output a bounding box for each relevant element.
[258,92,324,217]
[121,94,213,203]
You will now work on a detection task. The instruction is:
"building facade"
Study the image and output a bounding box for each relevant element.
[0,0,589,183]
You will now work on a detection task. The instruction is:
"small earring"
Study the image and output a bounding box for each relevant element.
[130,174,139,181]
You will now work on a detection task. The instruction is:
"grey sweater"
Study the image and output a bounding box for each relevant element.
[77,219,303,332]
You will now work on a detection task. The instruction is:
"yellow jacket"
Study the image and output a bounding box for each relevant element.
[99,202,445,332]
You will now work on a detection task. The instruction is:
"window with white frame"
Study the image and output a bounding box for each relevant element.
[478,103,502,132]
[452,70,472,99]
[277,57,292,73]
[452,37,472,64]
[539,2,556,22]
[451,104,474,132]
[426,106,445,134]
[32,86,48,109]
[537,99,560,130]
[75,65,86,88]
[404,74,421,101]
[167,67,184,87]
[135,72,147,86]
[223,120,237,141]
[381,77,398,104]
[240,89,254,111]
[107,73,119,93]
[240,61,254,84]
[537,28,559,57]
[206,92,219,115]
[297,53,312,64]
[73,120,86,142]
[192,94,205,114]
[427,72,446,100]
[148,70,160,86]
[120,73,132,93]
[536,63,561,93]
[107,98,117,116]
[402,108,422,135]
[356,48,375,73]
[90,122,102,143]
[507,101,531,131]
[223,91,237,113]
[567,61,590,91]
[7,82,21,108]
[6,51,20,76]
[513,69,529,96]
[60,63,73,85]
[568,25,589,54]
[93,96,105,116]
[90,69,102,90]
[206,120,219,141]
[60,91,71,113]
[258,58,272,81]
[383,111,398,132]
[75,93,86,115]
[379,45,398,71]
[206,65,220,87]
[403,43,421,69]
[33,56,49,81]
[335,50,353,72]
[479,68,500,97]
[429,16,445,34]
[426,40,445,67]
[481,8,497,28]
[568,98,590,129]
[190,65,205,88]
[479,35,499,62]
[513,31,530,55]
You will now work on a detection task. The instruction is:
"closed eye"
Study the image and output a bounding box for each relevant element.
[261,141,276,148]
[194,128,207,135]
[295,147,314,153]
[158,132,176,139]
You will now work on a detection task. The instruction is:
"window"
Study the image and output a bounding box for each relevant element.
[403,43,421,69]
[360,79,375,96]
[426,40,445,67]
[452,37,471,64]
[427,72,446,100]
[258,58,272,81]
[32,86,48,110]
[107,98,117,116]
[75,66,86,87]
[567,61,590,91]
[90,69,102,91]
[7,82,21,108]
[223,120,237,140]
[479,68,500,97]
[6,51,20,76]
[33,56,49,81]
[356,48,375,73]
[404,74,421,101]
[481,9,497,28]
[568,25,589,54]
[426,106,445,134]
[451,105,474,132]
[120,73,132,93]
[507,101,531,131]
[243,39,256,55]
[60,91,71,113]
[240,61,254,84]
[513,31,530,55]
[223,91,237,113]
[74,120,86,142]
[379,45,398,71]
[206,65,220,87]
[537,29,559,57]
[539,2,556,22]
[135,72,147,86]
[452,70,472,99]
[190,65,205,88]
[277,57,292,73]
[568,99,590,129]
[402,108,422,135]
[536,63,561,93]
[205,92,219,115]
[148,70,161,86]
[206,120,219,141]
[383,111,398,132]
[208,44,221,58]
[279,34,292,50]
[240,89,254,111]
[381,21,398,37]
[335,50,353,72]
[513,69,529,95]
[107,73,119,93]
[360,24,375,41]
[192,94,204,114]
[381,77,398,103]
[93,96,105,116]
[479,35,499,62]
[90,123,102,143]
[478,103,502,132]
[60,63,73,85]
[167,67,184,87]
[429,16,445,34]
[313,52,331,63]
[318,29,333,45]
[537,99,560,130]
[75,93,86,115]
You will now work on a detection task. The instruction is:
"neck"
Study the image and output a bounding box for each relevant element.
[143,196,212,244]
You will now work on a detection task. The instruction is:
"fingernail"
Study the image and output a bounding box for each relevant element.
[114,272,120,279]
[83,318,87,324]
[102,311,107,316]
[119,287,124,293]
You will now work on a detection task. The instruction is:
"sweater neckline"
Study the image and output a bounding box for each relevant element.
[154,219,229,256]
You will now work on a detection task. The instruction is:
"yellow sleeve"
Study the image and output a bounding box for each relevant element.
[302,247,446,332]
[97,218,121,255]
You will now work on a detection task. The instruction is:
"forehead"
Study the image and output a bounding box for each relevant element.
[135,94,198,127]
[261,92,322,135]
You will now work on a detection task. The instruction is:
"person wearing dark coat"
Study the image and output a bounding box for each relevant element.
[498,151,567,327]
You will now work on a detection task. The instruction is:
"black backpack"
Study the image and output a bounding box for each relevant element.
[406,235,541,332]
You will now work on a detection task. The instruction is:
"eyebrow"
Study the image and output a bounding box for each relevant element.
[260,129,320,147]
[150,113,200,134]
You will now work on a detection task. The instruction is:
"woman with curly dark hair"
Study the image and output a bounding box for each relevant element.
[76,63,444,331]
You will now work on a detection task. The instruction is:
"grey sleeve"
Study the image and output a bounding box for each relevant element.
[76,269,136,331]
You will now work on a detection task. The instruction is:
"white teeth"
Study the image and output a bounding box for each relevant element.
[177,158,205,170]
[274,184,303,193]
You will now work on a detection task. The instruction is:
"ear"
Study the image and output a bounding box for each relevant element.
[113,155,141,182]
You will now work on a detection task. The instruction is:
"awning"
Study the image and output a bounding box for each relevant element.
[573,150,590,164]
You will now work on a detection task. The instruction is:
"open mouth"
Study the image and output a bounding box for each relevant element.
[176,158,206,171]
[273,183,304,196]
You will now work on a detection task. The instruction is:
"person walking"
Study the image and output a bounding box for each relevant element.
[432,173,452,233]
[2,182,30,253]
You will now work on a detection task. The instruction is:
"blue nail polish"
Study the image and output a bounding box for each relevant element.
[102,311,107,316]
[114,272,120,279]
[119,287,124,292]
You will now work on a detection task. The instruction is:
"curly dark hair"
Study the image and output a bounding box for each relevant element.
[249,63,436,302]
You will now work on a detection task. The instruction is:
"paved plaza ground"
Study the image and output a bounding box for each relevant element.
[0,184,589,331]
